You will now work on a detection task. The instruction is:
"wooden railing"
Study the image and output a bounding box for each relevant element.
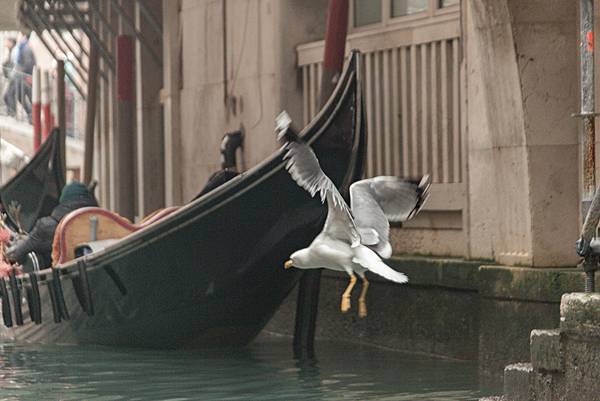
[297,11,464,218]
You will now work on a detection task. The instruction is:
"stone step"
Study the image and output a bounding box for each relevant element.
[504,363,534,401]
[530,329,563,372]
[532,370,566,401]
[560,293,600,337]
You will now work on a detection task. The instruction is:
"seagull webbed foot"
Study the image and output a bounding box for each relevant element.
[341,296,351,313]
[340,274,357,314]
[358,276,369,318]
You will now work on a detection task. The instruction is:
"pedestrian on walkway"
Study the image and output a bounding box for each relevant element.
[2,37,17,116]
[13,32,36,120]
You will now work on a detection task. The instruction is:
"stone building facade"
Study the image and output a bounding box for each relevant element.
[164,0,582,268]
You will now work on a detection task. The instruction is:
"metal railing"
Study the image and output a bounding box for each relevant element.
[0,68,33,124]
[0,65,84,141]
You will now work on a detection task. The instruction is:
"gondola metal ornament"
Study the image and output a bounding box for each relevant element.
[28,273,42,324]
[52,268,70,320]
[77,260,94,316]
[9,270,24,326]
[0,278,13,327]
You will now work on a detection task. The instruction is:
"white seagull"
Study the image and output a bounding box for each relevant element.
[276,111,430,318]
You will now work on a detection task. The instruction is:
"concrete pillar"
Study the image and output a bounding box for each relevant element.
[135,0,164,217]
[107,0,119,211]
[465,0,533,264]
[41,69,52,141]
[464,0,579,267]
[56,59,66,176]
[83,44,99,185]
[92,10,101,193]
[31,66,41,152]
[97,0,111,207]
[511,0,579,267]
[93,93,101,191]
[112,0,137,220]
[162,0,182,206]
[179,0,227,200]
[114,35,136,220]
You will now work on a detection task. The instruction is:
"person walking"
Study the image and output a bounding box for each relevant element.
[13,32,36,120]
[2,37,17,116]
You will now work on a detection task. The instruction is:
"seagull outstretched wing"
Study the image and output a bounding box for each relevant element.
[276,112,360,246]
[350,175,431,258]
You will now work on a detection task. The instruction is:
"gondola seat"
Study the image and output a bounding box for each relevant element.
[51,206,179,265]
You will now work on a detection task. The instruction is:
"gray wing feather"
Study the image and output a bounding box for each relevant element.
[350,175,431,258]
[352,175,430,222]
[276,112,360,245]
[283,143,345,208]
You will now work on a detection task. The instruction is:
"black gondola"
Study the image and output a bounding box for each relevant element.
[0,51,366,348]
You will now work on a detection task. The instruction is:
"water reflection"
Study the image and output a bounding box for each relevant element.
[0,337,483,400]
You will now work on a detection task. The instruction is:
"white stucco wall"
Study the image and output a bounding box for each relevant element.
[178,0,327,201]
[0,0,20,31]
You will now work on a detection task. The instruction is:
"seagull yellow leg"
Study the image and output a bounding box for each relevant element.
[358,277,369,318]
[341,274,357,313]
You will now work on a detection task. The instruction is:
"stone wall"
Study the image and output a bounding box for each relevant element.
[264,257,587,387]
[266,258,482,360]
[477,266,584,385]
[487,293,600,401]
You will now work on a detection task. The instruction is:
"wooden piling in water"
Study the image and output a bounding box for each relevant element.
[293,0,349,360]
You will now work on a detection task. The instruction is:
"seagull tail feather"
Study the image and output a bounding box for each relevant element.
[352,246,408,284]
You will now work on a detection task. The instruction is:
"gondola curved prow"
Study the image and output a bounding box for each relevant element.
[49,49,365,275]
[3,51,366,347]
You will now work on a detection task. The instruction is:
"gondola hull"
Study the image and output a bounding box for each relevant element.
[0,51,366,348]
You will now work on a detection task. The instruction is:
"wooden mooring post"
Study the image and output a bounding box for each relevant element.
[56,60,67,178]
[31,67,41,153]
[83,45,99,185]
[293,0,349,360]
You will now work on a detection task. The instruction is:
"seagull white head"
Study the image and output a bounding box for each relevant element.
[284,249,316,270]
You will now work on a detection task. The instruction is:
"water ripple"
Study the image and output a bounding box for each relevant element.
[0,337,485,400]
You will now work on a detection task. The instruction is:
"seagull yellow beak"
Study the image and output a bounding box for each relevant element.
[284,260,294,270]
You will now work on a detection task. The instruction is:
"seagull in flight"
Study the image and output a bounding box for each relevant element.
[276,111,430,318]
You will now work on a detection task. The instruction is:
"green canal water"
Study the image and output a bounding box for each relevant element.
[0,336,490,400]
